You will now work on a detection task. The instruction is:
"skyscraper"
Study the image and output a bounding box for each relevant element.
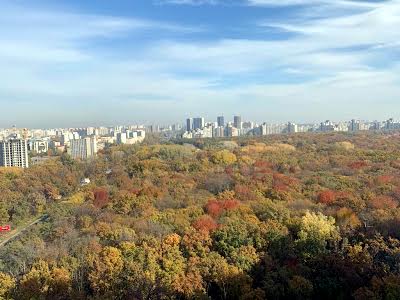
[217,116,225,127]
[68,137,97,160]
[234,116,242,129]
[186,118,193,132]
[350,119,360,132]
[0,138,29,168]
[193,117,205,130]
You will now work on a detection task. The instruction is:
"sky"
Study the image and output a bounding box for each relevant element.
[0,0,399,128]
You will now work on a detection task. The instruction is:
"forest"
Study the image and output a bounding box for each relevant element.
[2,132,400,299]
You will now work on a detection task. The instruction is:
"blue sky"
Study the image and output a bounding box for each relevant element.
[0,0,399,127]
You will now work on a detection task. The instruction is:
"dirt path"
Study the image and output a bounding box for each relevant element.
[0,214,49,248]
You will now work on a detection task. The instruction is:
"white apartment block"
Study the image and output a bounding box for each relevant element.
[260,123,286,135]
[0,138,29,168]
[68,137,97,160]
[28,138,49,154]
[213,126,225,138]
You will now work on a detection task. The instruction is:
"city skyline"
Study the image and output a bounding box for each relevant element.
[1,0,400,127]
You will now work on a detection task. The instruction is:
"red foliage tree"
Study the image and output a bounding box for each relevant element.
[272,173,299,192]
[225,166,234,176]
[205,198,240,219]
[93,187,109,208]
[222,199,240,211]
[205,199,224,218]
[129,188,141,196]
[376,175,394,185]
[317,190,336,205]
[370,195,398,210]
[192,215,218,232]
[253,160,273,174]
[348,161,368,170]
[235,184,256,201]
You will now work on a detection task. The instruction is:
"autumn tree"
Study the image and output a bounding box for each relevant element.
[88,246,124,297]
[211,150,237,166]
[296,211,339,258]
[0,272,15,300]
[317,190,336,205]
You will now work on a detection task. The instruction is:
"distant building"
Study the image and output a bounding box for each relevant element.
[385,118,400,130]
[287,122,298,133]
[68,137,97,160]
[371,121,381,131]
[116,132,127,145]
[28,138,49,154]
[213,126,225,138]
[242,121,254,130]
[61,133,70,146]
[217,116,225,127]
[349,119,360,132]
[186,118,193,132]
[72,132,80,140]
[193,117,205,130]
[0,138,29,168]
[86,127,95,136]
[234,116,242,130]
[320,120,336,132]
[97,127,109,136]
[260,123,286,135]
[226,125,239,137]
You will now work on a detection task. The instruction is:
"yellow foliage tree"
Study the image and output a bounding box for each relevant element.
[296,211,339,257]
[0,272,15,300]
[211,150,237,166]
[18,260,51,299]
[88,246,124,296]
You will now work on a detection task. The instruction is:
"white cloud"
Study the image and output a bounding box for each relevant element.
[247,0,382,8]
[157,0,219,4]
[0,1,399,127]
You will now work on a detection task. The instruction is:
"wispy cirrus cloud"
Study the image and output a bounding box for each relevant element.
[157,0,382,7]
[0,0,399,127]
[0,3,199,62]
[156,0,219,5]
[247,0,382,7]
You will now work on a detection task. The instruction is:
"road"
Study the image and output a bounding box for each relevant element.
[0,214,49,248]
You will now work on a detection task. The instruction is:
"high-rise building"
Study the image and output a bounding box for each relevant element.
[98,127,109,136]
[226,125,239,137]
[193,117,205,130]
[0,138,29,168]
[260,123,287,135]
[371,121,381,131]
[213,126,225,138]
[349,119,360,132]
[287,122,298,133]
[86,127,95,136]
[68,137,97,160]
[61,133,70,146]
[217,116,225,127]
[116,132,127,145]
[72,132,80,140]
[234,116,242,129]
[186,118,193,132]
[242,121,254,130]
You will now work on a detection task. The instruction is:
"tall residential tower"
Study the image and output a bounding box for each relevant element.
[0,138,29,168]
[68,137,97,160]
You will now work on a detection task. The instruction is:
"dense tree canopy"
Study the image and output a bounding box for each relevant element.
[2,132,400,299]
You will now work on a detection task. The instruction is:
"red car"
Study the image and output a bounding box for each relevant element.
[0,225,11,232]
